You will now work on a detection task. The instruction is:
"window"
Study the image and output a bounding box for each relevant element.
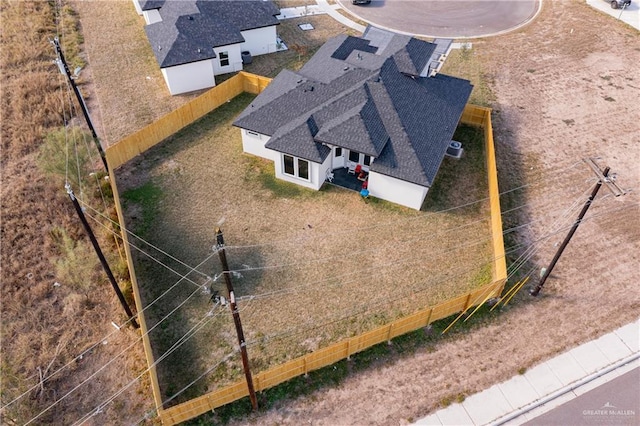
[298,159,309,180]
[349,151,359,162]
[219,51,229,67]
[364,155,371,166]
[284,155,295,176]
[283,155,310,181]
[335,147,342,157]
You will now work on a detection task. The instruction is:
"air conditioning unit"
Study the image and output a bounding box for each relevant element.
[446,140,463,159]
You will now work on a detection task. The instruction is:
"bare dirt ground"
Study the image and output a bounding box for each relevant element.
[219,2,640,425]
[1,1,152,425]
[3,0,636,425]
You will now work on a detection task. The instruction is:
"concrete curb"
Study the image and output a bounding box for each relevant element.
[415,319,640,425]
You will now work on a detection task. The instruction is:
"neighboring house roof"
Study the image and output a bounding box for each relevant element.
[144,0,280,68]
[234,28,472,188]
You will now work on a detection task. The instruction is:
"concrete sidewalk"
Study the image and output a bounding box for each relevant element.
[416,319,640,425]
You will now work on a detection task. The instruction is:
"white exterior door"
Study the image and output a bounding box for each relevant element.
[332,147,345,169]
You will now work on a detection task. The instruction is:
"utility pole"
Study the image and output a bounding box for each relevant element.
[66,183,139,328]
[214,227,258,410]
[530,159,627,296]
[52,37,108,173]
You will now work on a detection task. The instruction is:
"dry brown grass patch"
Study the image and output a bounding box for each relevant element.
[116,94,494,405]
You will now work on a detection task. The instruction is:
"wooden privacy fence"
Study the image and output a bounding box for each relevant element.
[105,73,506,425]
[160,280,505,425]
[461,104,508,283]
[105,72,271,169]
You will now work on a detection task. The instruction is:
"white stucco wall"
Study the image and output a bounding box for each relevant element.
[274,154,324,190]
[318,155,333,187]
[143,9,162,25]
[367,172,429,210]
[161,60,216,95]
[240,26,279,55]
[241,130,276,160]
[329,146,345,169]
[242,131,332,190]
[213,45,243,75]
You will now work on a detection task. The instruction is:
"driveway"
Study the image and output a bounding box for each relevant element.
[339,0,540,38]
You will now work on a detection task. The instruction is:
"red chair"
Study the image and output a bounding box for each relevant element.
[354,164,362,175]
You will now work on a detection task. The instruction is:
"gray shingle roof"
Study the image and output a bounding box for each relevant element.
[144,0,279,68]
[371,59,472,186]
[233,29,472,187]
[331,37,378,61]
[140,0,165,11]
[394,38,435,76]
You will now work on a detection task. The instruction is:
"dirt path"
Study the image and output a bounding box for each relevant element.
[222,2,640,425]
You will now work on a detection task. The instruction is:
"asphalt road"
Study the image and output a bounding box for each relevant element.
[340,0,540,38]
[524,367,640,425]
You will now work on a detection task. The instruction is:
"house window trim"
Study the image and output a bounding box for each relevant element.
[348,150,374,169]
[219,51,230,67]
[282,154,311,182]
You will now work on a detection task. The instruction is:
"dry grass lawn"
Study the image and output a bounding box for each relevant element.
[6,0,636,424]
[73,4,497,406]
[116,93,494,404]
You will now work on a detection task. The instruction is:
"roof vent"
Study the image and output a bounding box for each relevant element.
[188,16,194,20]
[445,141,463,159]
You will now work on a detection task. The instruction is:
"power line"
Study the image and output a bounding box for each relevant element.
[242,201,637,354]
[1,249,217,412]
[72,159,595,288]
[24,195,635,424]
[22,156,630,419]
[20,278,222,426]
[116,178,597,281]
[70,307,227,426]
[130,351,239,426]
[221,160,588,252]
[224,187,605,304]
[76,198,211,280]
[79,207,210,290]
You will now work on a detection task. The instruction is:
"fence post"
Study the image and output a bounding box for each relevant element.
[463,293,473,310]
